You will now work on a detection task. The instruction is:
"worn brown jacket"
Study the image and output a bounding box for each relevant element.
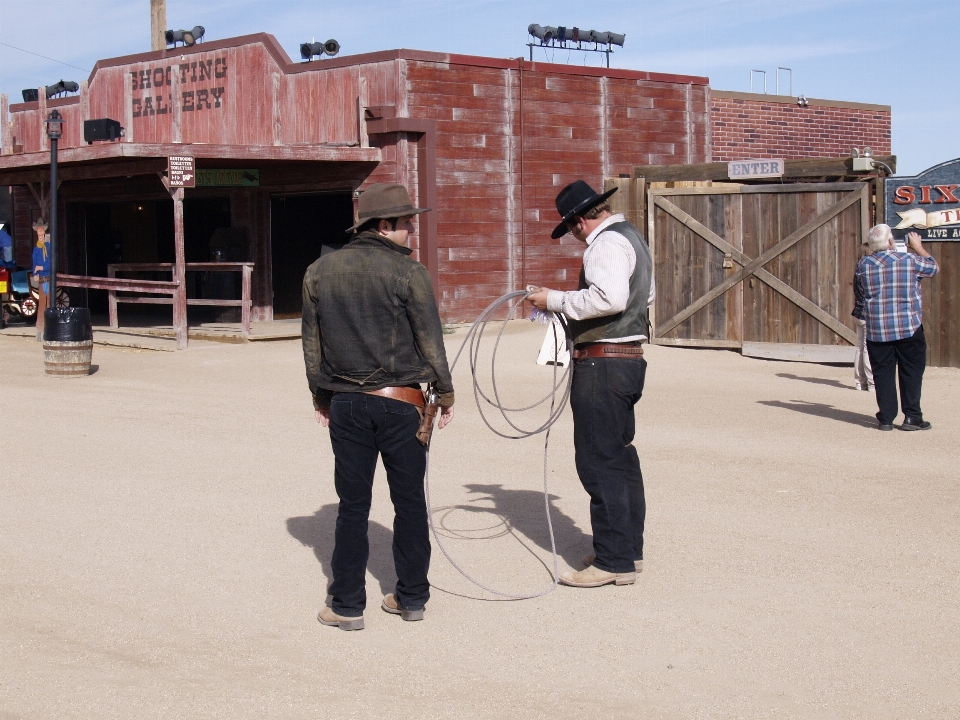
[301,231,454,409]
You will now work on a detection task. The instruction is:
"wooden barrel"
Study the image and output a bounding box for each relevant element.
[42,307,93,378]
[43,339,93,377]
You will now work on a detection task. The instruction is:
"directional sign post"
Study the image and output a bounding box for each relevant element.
[168,156,196,188]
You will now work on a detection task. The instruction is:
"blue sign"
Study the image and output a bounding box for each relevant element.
[885,157,960,241]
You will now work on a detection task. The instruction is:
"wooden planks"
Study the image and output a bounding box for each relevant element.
[651,183,866,356]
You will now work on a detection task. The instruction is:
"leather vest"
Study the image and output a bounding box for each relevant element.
[567,220,653,346]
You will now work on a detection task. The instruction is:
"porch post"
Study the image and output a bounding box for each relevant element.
[172,187,187,348]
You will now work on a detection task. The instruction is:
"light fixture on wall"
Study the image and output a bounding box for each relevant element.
[165,26,205,47]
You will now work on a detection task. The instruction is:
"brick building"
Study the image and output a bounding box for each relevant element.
[710,90,890,162]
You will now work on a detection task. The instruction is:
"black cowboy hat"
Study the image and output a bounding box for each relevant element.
[551,180,618,239]
[347,183,431,231]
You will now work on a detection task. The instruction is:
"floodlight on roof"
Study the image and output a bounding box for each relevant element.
[165,25,205,47]
[21,81,79,103]
[300,39,340,60]
[45,80,79,98]
[526,23,625,67]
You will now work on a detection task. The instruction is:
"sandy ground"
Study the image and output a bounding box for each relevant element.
[1,323,958,719]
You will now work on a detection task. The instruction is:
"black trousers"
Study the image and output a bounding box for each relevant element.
[570,356,647,574]
[866,325,927,425]
[327,393,430,617]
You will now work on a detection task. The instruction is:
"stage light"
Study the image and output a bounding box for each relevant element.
[22,81,79,103]
[45,80,79,98]
[300,39,340,60]
[529,24,625,47]
[165,25,205,47]
[528,24,557,43]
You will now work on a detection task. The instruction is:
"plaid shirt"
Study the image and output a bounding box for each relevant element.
[855,251,938,342]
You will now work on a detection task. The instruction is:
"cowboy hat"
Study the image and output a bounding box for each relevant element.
[348,183,430,232]
[551,180,618,239]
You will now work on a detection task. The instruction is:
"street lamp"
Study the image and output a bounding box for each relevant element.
[45,109,63,313]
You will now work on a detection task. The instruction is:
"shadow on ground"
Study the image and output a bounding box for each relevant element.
[758,399,876,428]
[776,372,850,389]
[459,483,592,568]
[286,504,397,597]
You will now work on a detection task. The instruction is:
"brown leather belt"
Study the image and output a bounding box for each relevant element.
[573,342,645,360]
[362,386,425,407]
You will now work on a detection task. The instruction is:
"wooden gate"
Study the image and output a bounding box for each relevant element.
[648,182,869,362]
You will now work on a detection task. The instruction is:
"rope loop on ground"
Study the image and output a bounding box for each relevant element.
[425,289,573,599]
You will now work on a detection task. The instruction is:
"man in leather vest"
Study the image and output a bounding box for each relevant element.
[302,184,455,630]
[528,180,654,588]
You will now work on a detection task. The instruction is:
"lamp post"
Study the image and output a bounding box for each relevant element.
[45,109,63,309]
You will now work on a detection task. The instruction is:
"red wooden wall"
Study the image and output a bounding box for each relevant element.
[2,35,712,322]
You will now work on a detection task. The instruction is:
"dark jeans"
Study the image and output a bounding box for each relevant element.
[866,325,927,425]
[327,393,430,617]
[570,356,647,574]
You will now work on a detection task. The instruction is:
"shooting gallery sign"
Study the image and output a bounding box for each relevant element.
[886,157,960,240]
[130,57,227,117]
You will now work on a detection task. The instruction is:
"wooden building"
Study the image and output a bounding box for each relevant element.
[0,33,711,333]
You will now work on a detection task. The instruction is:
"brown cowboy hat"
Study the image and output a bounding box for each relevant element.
[348,183,430,231]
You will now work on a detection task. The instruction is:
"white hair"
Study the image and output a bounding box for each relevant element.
[866,224,894,253]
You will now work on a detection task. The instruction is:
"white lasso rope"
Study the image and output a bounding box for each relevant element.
[425,290,573,599]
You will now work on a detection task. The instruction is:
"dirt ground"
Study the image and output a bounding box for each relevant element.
[2,323,958,719]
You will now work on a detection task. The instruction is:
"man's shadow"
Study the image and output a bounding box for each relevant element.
[758,399,876,428]
[286,504,397,597]
[776,372,850,389]
[455,483,592,568]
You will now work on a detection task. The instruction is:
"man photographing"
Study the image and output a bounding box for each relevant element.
[528,180,654,588]
[857,224,938,431]
[302,184,454,630]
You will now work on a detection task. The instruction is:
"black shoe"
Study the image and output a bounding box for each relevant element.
[900,417,931,431]
[878,422,894,431]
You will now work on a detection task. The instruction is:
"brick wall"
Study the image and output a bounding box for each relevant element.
[710,90,890,162]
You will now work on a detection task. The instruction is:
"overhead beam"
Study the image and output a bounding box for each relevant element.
[0,158,168,186]
[634,156,897,183]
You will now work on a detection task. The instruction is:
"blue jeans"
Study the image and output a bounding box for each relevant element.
[570,356,647,574]
[327,393,430,617]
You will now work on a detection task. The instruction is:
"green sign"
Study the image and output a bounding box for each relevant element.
[195,169,260,187]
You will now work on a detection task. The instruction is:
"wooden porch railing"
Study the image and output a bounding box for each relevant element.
[56,262,254,343]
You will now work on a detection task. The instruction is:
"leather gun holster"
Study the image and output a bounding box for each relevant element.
[416,385,441,447]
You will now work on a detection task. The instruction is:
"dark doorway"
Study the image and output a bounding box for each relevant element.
[270,192,354,317]
[72,197,232,320]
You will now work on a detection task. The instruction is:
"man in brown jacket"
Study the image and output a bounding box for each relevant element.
[302,184,454,630]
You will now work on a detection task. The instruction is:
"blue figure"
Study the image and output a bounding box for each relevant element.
[0,226,14,269]
[32,222,50,297]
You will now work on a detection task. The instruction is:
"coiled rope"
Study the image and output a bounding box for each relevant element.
[425,290,573,599]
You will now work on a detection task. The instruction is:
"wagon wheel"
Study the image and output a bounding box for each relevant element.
[20,296,38,318]
[55,287,70,309]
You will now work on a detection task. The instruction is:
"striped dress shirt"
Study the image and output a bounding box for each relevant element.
[546,213,656,342]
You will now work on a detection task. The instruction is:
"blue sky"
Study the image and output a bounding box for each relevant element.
[0,0,955,175]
